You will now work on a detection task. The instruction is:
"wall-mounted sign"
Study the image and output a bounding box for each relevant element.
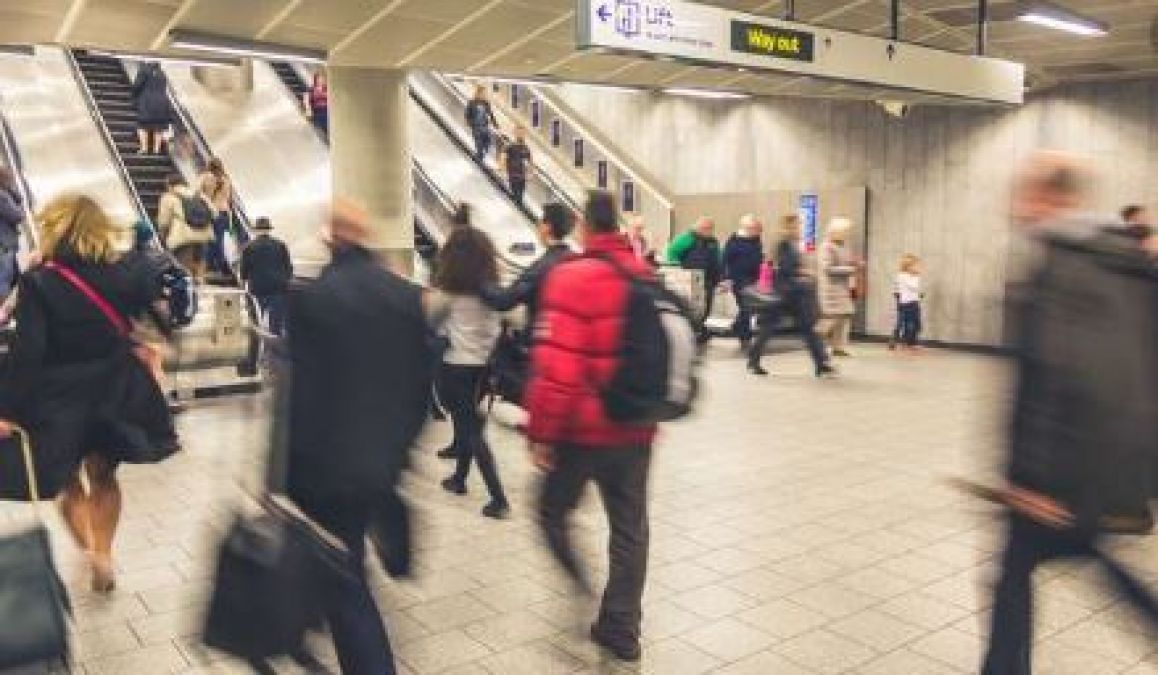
[550,119,562,147]
[511,84,520,109]
[597,160,608,189]
[730,20,813,63]
[531,100,541,128]
[799,193,818,253]
[623,181,636,213]
[574,138,585,168]
[577,0,1024,104]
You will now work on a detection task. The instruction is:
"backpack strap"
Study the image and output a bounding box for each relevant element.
[43,261,131,337]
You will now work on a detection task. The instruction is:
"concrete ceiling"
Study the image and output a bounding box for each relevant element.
[0,0,1155,102]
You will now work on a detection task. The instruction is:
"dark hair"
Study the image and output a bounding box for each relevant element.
[166,174,185,189]
[541,203,574,241]
[0,166,13,190]
[206,158,225,178]
[1121,204,1145,222]
[434,226,498,294]
[584,190,618,233]
[451,203,472,227]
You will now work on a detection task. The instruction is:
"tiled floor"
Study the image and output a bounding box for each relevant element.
[3,343,1156,673]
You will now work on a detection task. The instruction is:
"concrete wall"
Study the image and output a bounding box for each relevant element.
[554,79,1158,346]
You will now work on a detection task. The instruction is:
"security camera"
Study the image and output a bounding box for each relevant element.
[877,100,911,119]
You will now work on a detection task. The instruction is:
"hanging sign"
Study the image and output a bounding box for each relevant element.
[577,0,1024,104]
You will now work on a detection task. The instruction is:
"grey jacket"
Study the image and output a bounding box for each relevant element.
[0,186,23,249]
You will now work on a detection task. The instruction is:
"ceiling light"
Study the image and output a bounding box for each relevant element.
[168,29,326,64]
[90,49,238,68]
[663,87,750,100]
[1017,4,1107,37]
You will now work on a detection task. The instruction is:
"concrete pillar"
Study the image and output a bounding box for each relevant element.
[329,66,413,273]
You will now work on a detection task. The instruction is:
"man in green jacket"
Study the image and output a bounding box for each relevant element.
[666,216,722,342]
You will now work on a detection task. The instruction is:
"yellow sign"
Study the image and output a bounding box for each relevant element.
[730,21,814,62]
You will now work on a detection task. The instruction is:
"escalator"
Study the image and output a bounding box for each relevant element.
[70,50,175,225]
[267,62,537,271]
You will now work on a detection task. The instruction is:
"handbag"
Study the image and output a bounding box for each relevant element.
[0,427,71,669]
[202,342,354,662]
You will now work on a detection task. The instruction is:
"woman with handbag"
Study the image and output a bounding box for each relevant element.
[0,194,178,593]
[432,217,510,519]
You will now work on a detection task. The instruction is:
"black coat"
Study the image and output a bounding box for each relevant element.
[722,234,763,286]
[131,64,171,127]
[240,235,293,296]
[285,247,437,503]
[1008,227,1158,528]
[0,256,177,499]
[479,243,570,335]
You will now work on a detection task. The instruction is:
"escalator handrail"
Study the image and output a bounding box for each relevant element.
[63,49,149,223]
[428,73,582,216]
[412,158,456,220]
[0,112,38,248]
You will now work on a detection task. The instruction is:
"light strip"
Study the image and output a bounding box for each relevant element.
[663,87,750,100]
[1017,5,1107,37]
[168,29,326,64]
[89,49,238,68]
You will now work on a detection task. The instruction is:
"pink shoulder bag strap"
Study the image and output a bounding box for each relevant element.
[43,261,131,337]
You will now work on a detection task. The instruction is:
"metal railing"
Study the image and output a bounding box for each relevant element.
[0,112,37,248]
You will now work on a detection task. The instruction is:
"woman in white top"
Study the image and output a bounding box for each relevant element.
[197,157,233,275]
[895,253,922,349]
[433,215,508,518]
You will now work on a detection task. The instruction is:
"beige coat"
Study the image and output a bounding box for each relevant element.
[198,172,232,215]
[158,187,214,250]
[817,240,856,316]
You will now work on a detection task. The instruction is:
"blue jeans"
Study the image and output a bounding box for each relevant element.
[471,127,491,162]
[298,498,396,675]
[256,293,287,337]
[898,301,921,346]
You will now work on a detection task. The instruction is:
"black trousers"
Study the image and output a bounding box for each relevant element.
[731,286,755,343]
[538,445,651,639]
[439,364,506,503]
[898,301,921,346]
[982,514,1158,675]
[748,287,828,370]
[509,176,527,208]
[471,128,491,162]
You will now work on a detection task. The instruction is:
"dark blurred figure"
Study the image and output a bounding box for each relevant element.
[130,62,171,155]
[667,216,722,343]
[465,84,499,163]
[240,217,293,337]
[0,166,23,302]
[747,215,834,378]
[722,214,763,351]
[526,191,657,662]
[480,202,573,337]
[433,223,509,519]
[284,200,438,674]
[981,153,1158,675]
[502,124,533,209]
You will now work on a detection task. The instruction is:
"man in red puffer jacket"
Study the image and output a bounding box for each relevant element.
[525,190,656,663]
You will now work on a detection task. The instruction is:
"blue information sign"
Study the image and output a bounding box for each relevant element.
[622,181,636,213]
[531,100,541,128]
[597,161,608,188]
[799,193,818,252]
[511,84,520,108]
[551,120,561,147]
[574,138,585,168]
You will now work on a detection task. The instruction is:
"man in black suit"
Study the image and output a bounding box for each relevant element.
[240,217,293,336]
[284,200,438,674]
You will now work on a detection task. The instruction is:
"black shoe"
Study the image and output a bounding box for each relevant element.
[440,477,467,495]
[436,446,457,459]
[590,624,641,662]
[481,500,510,519]
[816,364,838,378]
[747,363,768,376]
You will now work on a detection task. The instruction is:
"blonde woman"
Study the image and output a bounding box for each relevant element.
[0,194,177,593]
[816,217,859,357]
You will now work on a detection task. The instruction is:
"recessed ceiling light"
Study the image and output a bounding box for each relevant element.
[1017,3,1107,37]
[663,87,750,100]
[168,29,326,64]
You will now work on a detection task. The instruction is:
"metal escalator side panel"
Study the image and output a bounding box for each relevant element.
[0,47,138,229]
[161,61,331,277]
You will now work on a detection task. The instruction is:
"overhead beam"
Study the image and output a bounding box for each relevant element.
[256,0,304,40]
[150,0,199,50]
[330,0,407,56]
[396,0,506,68]
[468,10,574,73]
[55,0,88,43]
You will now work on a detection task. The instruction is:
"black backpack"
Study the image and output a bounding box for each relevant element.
[181,195,214,230]
[597,255,701,424]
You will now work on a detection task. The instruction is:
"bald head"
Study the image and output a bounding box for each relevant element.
[326,198,372,249]
[1013,151,1090,227]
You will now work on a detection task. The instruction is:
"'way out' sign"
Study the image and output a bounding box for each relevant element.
[577,0,1024,104]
